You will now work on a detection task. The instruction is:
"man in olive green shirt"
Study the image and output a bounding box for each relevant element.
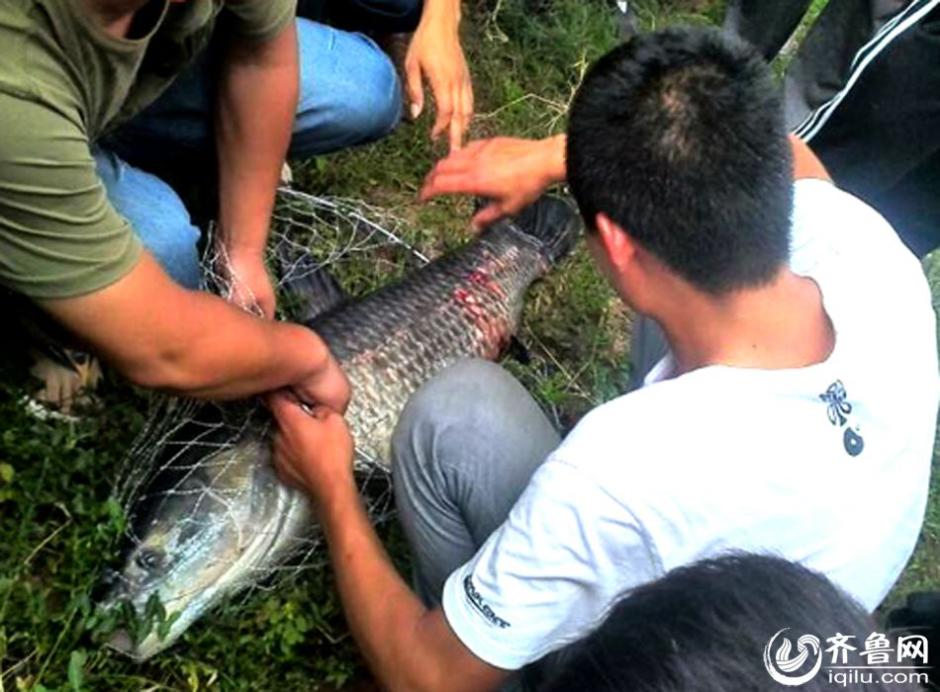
[0,0,351,411]
[0,0,474,411]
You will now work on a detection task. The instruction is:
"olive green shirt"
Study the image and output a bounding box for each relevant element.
[0,0,294,299]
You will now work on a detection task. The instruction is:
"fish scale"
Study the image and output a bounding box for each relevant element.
[99,196,581,660]
[316,231,548,463]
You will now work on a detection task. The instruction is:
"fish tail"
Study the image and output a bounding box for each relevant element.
[501,195,581,265]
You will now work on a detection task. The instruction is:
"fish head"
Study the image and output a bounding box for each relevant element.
[98,436,293,660]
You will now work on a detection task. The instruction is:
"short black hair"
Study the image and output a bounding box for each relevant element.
[567,26,793,295]
[541,554,918,692]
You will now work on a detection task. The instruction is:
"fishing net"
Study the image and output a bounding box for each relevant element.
[105,187,614,653]
[114,189,431,579]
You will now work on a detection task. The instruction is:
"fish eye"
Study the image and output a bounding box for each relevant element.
[134,548,164,572]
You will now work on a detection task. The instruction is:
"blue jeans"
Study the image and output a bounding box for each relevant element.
[97,17,404,289]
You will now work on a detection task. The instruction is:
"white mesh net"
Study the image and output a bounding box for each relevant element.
[114,189,429,580]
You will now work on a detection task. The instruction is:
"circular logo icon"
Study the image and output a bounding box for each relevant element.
[763,628,823,686]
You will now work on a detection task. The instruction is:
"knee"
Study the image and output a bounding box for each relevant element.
[392,359,526,480]
[132,193,201,289]
[327,41,402,144]
[94,151,202,289]
[359,55,403,141]
[142,217,202,290]
[293,29,402,156]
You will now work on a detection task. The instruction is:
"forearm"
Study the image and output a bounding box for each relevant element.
[216,23,299,259]
[151,290,328,399]
[42,255,329,400]
[320,484,488,692]
[321,485,441,691]
[539,134,568,185]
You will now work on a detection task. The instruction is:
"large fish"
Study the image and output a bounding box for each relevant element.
[98,196,580,660]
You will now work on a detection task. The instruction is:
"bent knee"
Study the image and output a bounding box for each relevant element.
[347,47,402,141]
[293,28,402,156]
[320,46,401,146]
[95,151,202,289]
[392,359,531,474]
[398,359,520,435]
[140,219,201,289]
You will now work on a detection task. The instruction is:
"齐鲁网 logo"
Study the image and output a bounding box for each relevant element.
[763,628,823,686]
[763,629,930,687]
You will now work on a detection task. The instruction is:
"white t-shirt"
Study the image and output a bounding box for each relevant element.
[441,179,940,671]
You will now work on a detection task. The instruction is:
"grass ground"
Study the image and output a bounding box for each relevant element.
[1,0,937,689]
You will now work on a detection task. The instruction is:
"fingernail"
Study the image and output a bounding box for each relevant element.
[410,103,421,120]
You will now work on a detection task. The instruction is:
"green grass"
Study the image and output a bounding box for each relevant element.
[1,0,937,689]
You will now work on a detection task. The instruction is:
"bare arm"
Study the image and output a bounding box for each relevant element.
[216,21,300,316]
[40,253,348,408]
[790,134,831,182]
[422,133,826,229]
[269,397,509,692]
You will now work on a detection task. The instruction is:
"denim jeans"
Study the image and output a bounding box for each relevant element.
[97,12,409,289]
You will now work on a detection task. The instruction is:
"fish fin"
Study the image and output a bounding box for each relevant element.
[498,195,582,264]
[276,250,347,323]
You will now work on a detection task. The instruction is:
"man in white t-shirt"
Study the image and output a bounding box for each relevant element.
[267,26,939,691]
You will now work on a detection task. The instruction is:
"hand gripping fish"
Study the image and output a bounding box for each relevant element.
[98,196,581,660]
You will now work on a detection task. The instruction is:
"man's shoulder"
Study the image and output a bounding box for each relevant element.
[790,179,921,278]
[0,0,36,101]
[0,89,84,156]
[790,179,936,375]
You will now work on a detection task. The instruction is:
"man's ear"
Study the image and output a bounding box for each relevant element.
[594,212,636,271]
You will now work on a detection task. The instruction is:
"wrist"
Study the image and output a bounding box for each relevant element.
[540,134,567,185]
[421,0,461,28]
[220,230,267,261]
[315,474,361,526]
[277,323,330,383]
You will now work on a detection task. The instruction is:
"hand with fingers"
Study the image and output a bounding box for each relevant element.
[405,0,473,152]
[291,348,352,417]
[267,392,356,507]
[420,135,568,229]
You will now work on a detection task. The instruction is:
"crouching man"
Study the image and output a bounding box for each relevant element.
[0,0,367,410]
[268,27,939,691]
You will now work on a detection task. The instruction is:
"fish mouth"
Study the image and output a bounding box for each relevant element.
[100,484,312,660]
[106,629,146,661]
[105,620,193,662]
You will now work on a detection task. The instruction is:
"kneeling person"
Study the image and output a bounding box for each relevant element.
[268,26,939,691]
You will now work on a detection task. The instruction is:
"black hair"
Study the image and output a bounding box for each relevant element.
[541,554,920,692]
[566,26,793,295]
